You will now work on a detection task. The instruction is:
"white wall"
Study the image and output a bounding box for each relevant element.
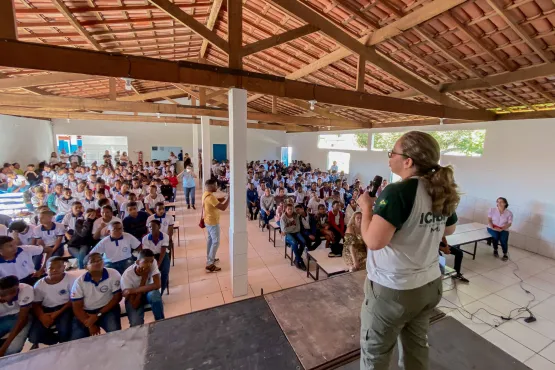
[51,119,286,162]
[287,118,555,258]
[0,114,54,165]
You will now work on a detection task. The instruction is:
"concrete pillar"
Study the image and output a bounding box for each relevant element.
[192,124,199,174]
[201,116,211,183]
[228,88,249,297]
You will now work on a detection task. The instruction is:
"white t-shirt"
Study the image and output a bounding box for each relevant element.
[33,223,65,247]
[33,273,75,308]
[141,232,170,254]
[82,197,98,211]
[121,261,160,290]
[144,194,165,210]
[119,201,145,218]
[146,214,174,235]
[90,233,141,263]
[0,245,43,279]
[307,198,325,215]
[11,226,36,246]
[56,197,76,215]
[70,268,121,310]
[0,283,33,317]
[92,217,122,236]
[62,213,83,232]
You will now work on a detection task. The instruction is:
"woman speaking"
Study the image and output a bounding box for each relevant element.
[357,131,459,370]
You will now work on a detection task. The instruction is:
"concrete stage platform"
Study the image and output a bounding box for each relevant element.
[0,271,528,370]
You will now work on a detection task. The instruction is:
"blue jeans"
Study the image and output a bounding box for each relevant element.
[70,305,121,340]
[29,305,73,345]
[260,209,275,226]
[156,253,170,295]
[68,245,90,269]
[125,290,165,327]
[206,224,220,265]
[285,232,307,263]
[488,228,510,254]
[0,314,31,355]
[106,258,134,275]
[184,186,195,206]
[302,230,321,251]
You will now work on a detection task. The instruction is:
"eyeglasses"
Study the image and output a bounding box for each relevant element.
[387,150,410,159]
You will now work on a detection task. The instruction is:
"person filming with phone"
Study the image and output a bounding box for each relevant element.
[357,131,459,370]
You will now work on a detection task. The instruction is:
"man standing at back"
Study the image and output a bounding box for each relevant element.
[203,179,229,272]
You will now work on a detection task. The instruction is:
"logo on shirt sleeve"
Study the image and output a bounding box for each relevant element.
[114,280,120,287]
[100,285,109,293]
[21,296,30,304]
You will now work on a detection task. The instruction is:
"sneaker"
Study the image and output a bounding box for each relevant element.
[328,252,341,258]
[215,258,220,263]
[493,250,499,258]
[452,273,469,283]
[205,264,222,272]
[250,215,253,221]
[187,205,191,209]
[502,255,508,261]
[295,260,307,271]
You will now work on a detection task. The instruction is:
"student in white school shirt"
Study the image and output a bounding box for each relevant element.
[142,220,170,295]
[8,221,36,247]
[33,210,65,258]
[146,202,174,237]
[61,201,84,236]
[121,249,164,327]
[82,187,97,211]
[0,276,33,357]
[55,188,76,222]
[144,185,165,215]
[0,236,50,286]
[28,257,74,346]
[89,221,140,274]
[70,253,122,340]
[0,224,7,237]
[92,206,121,241]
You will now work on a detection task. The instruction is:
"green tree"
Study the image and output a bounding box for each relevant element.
[354,133,369,149]
[372,130,486,156]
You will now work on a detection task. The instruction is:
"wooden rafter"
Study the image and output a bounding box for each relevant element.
[270,0,465,109]
[118,88,184,102]
[0,72,95,89]
[356,55,365,92]
[0,0,17,39]
[200,0,223,58]
[228,0,242,68]
[51,0,103,51]
[0,39,496,121]
[109,78,117,100]
[242,25,319,56]
[147,0,229,54]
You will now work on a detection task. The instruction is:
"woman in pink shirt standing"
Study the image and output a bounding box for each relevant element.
[487,197,513,261]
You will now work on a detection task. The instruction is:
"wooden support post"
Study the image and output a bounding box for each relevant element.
[0,0,17,39]
[228,0,242,68]
[356,55,365,92]
[109,78,117,100]
[272,96,278,114]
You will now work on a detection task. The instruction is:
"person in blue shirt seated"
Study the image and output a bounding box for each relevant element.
[246,182,260,221]
[121,249,164,327]
[123,202,149,242]
[70,253,122,340]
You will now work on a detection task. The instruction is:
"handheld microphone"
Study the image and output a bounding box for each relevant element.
[368,175,383,198]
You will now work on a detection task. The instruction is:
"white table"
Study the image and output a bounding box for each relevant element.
[446,228,491,260]
[306,248,348,281]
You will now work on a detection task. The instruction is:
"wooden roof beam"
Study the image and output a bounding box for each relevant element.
[0,39,495,121]
[242,25,319,56]
[228,0,242,68]
[147,0,229,54]
[0,0,16,39]
[200,0,223,58]
[51,0,103,51]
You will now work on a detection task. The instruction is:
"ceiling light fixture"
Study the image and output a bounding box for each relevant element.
[439,118,444,125]
[122,77,134,91]
[308,99,317,110]
[156,112,161,119]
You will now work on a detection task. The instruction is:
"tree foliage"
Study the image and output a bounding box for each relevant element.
[354,133,369,148]
[371,130,486,156]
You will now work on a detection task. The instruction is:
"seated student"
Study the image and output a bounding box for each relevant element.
[8,220,36,246]
[123,202,149,242]
[90,221,140,274]
[146,202,174,241]
[273,187,286,208]
[280,203,307,271]
[260,188,275,231]
[160,178,174,202]
[47,183,63,214]
[307,191,325,215]
[342,212,367,272]
[121,249,164,327]
[73,181,87,200]
[295,204,321,251]
[31,187,48,209]
[0,276,33,357]
[55,187,75,223]
[93,205,122,241]
[439,237,469,282]
[81,187,97,211]
[33,210,65,258]
[24,164,40,186]
[246,183,260,221]
[70,253,122,339]
[67,208,97,269]
[29,257,74,347]
[142,220,170,295]
[130,178,144,200]
[61,201,84,236]
[41,164,55,180]
[64,173,79,193]
[316,204,334,249]
[95,188,116,214]
[0,236,50,286]
[327,200,345,258]
[293,185,307,205]
[344,198,361,225]
[120,192,144,219]
[144,185,165,215]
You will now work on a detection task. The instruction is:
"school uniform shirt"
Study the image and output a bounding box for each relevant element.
[62,213,83,232]
[307,198,325,215]
[0,283,33,317]
[64,180,79,193]
[144,194,165,210]
[42,170,55,180]
[56,197,76,215]
[82,197,98,211]
[130,187,144,198]
[91,217,122,236]
[33,273,75,308]
[0,245,43,280]
[55,173,68,184]
[73,189,86,200]
[70,268,122,311]
[97,198,117,213]
[0,224,7,236]
[11,226,36,245]
[121,260,160,290]
[33,223,65,247]
[90,232,141,263]
[141,232,170,254]
[146,213,174,235]
[119,201,144,218]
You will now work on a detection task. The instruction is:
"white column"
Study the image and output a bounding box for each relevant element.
[201,116,211,183]
[192,124,199,172]
[228,88,249,297]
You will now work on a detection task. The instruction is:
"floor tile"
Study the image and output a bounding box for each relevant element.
[496,320,553,352]
[540,342,555,363]
[275,275,306,289]
[496,283,552,308]
[190,292,225,312]
[525,276,555,295]
[467,275,506,294]
[480,269,522,286]
[188,267,218,283]
[482,329,535,363]
[446,310,491,335]
[250,277,282,296]
[532,298,555,324]
[162,283,190,304]
[525,354,555,370]
[479,294,521,316]
[189,278,222,298]
[247,267,276,284]
[164,300,192,317]
[221,287,255,303]
[442,287,478,307]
